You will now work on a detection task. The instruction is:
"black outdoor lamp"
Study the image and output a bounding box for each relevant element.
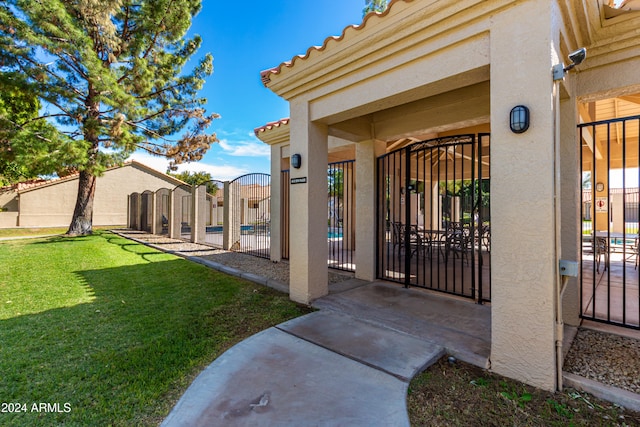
[509,105,530,134]
[291,154,302,169]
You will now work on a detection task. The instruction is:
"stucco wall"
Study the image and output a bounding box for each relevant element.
[17,164,179,227]
[488,0,559,392]
[0,212,18,227]
[0,189,18,211]
[257,0,640,393]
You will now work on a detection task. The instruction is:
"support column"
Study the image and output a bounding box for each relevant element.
[289,100,328,304]
[270,144,283,262]
[344,162,355,252]
[169,190,176,238]
[355,139,384,281]
[489,1,558,391]
[171,186,189,239]
[127,195,132,229]
[151,192,158,235]
[191,185,206,244]
[223,181,241,250]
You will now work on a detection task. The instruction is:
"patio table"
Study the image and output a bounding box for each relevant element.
[594,231,639,240]
[417,229,449,260]
[592,231,639,271]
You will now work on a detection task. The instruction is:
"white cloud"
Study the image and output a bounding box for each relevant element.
[218,138,270,157]
[127,152,250,181]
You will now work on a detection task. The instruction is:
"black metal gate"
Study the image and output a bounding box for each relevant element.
[376,134,491,302]
[230,173,271,259]
[328,160,355,272]
[280,163,356,272]
[580,115,640,329]
[281,169,290,260]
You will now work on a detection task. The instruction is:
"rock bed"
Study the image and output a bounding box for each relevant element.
[564,328,640,394]
[113,230,352,286]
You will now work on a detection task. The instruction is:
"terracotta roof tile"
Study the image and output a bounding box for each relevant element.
[2,160,184,193]
[254,118,290,136]
[260,0,405,86]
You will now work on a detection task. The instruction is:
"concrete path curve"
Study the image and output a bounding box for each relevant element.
[161,310,444,426]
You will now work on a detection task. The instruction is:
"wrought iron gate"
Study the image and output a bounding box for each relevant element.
[281,169,290,260]
[328,160,355,271]
[230,173,271,259]
[377,134,491,302]
[580,115,640,329]
[280,161,356,272]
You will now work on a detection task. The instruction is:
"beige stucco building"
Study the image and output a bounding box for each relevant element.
[0,161,185,228]
[256,0,640,392]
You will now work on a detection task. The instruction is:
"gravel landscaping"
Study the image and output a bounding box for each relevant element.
[113,230,352,287]
[564,328,640,394]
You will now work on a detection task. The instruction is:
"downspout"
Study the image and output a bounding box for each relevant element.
[552,73,564,392]
[552,69,578,392]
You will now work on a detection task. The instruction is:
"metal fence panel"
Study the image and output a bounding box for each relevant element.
[580,115,640,329]
[229,173,271,259]
[377,134,491,302]
[328,161,355,272]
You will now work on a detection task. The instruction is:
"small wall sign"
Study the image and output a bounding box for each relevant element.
[290,177,307,184]
[595,197,607,212]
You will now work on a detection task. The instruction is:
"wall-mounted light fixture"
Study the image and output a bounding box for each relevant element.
[291,153,302,169]
[510,105,530,134]
[553,47,587,81]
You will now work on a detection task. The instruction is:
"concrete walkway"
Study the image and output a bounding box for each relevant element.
[162,282,491,426]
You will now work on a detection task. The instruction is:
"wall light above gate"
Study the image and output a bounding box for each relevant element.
[291,153,302,169]
[509,105,530,134]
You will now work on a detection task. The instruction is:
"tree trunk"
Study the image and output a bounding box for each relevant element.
[67,170,97,236]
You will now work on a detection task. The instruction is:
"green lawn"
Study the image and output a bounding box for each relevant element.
[0,226,113,239]
[0,232,310,426]
[0,227,69,239]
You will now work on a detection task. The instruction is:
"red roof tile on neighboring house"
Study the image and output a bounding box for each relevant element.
[1,178,61,193]
[1,161,188,194]
[254,118,290,136]
[260,0,406,86]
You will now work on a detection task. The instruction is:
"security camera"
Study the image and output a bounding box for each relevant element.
[568,48,587,67]
[555,47,587,79]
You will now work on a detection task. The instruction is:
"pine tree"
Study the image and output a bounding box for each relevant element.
[0,72,77,185]
[0,0,218,234]
[363,0,390,16]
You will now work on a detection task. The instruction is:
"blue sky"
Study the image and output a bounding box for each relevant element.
[130,0,366,180]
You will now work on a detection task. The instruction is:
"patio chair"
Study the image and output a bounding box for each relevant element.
[444,228,473,265]
[630,237,640,270]
[594,236,609,273]
[391,221,422,258]
[481,224,491,252]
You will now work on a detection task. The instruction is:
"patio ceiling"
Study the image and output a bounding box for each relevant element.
[581,94,640,170]
[327,79,490,145]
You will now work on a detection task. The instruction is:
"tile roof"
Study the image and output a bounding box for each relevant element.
[1,177,67,193]
[254,118,290,136]
[1,161,186,193]
[260,0,405,86]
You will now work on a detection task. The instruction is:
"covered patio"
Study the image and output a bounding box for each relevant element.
[256,0,640,393]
